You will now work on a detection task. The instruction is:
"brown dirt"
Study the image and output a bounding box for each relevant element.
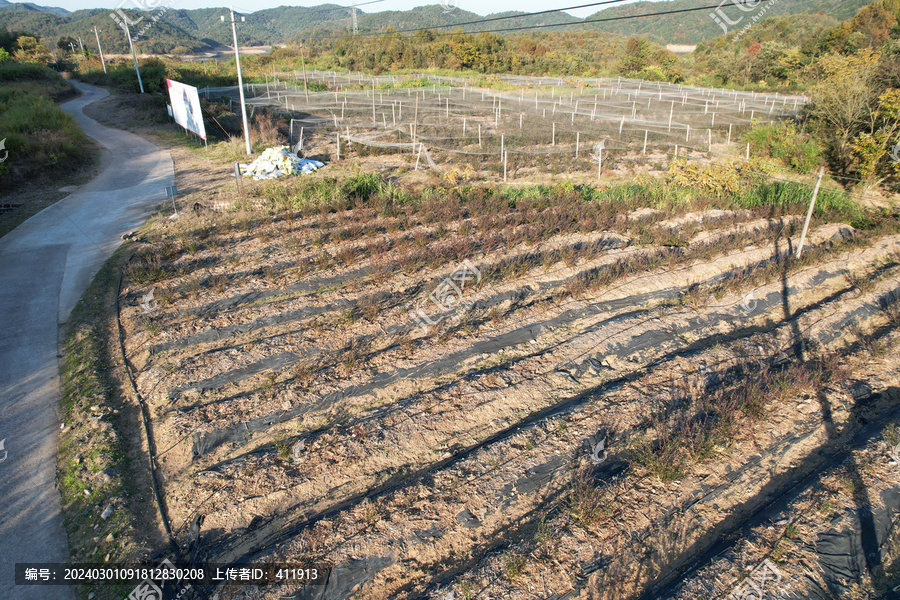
[69,88,900,600]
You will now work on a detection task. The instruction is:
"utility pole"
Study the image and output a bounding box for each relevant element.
[93,26,106,73]
[222,7,251,155]
[77,37,84,54]
[122,17,144,93]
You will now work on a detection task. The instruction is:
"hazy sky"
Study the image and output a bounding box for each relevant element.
[12,0,635,17]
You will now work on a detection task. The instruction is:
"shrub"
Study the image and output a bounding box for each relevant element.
[744,122,823,172]
[0,87,88,186]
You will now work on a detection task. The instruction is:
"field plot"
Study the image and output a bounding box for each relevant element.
[115,155,900,599]
[205,73,805,180]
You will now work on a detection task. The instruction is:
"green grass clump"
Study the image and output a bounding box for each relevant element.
[744,122,823,173]
[0,61,88,186]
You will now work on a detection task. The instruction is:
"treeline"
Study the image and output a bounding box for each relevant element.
[692,0,900,184]
[268,30,685,81]
[695,0,900,86]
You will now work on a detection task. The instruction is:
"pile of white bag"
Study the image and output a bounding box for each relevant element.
[239,147,325,180]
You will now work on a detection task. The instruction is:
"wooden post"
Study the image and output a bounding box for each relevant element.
[796,168,825,259]
[415,143,422,170]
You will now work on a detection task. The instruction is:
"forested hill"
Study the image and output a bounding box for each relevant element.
[0,0,880,54]
[581,0,872,45]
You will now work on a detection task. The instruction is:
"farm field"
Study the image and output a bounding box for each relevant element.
[64,74,900,600]
[206,72,806,183]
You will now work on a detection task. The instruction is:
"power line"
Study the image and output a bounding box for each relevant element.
[298,0,776,41]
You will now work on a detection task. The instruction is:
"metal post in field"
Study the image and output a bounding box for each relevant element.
[643,130,648,155]
[796,167,825,259]
[233,162,242,193]
[575,132,579,159]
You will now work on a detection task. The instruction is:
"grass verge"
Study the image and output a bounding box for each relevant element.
[58,243,166,600]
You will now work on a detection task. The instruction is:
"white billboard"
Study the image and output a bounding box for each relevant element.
[166,79,206,140]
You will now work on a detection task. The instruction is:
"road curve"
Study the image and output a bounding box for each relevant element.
[0,81,174,599]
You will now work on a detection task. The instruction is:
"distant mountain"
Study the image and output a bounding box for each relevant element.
[0,0,882,54]
[0,0,68,17]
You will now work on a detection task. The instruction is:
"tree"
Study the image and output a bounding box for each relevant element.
[850,88,900,182]
[806,49,883,173]
[12,36,51,63]
[57,36,77,53]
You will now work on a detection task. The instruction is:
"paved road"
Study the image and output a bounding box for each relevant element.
[0,81,173,599]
